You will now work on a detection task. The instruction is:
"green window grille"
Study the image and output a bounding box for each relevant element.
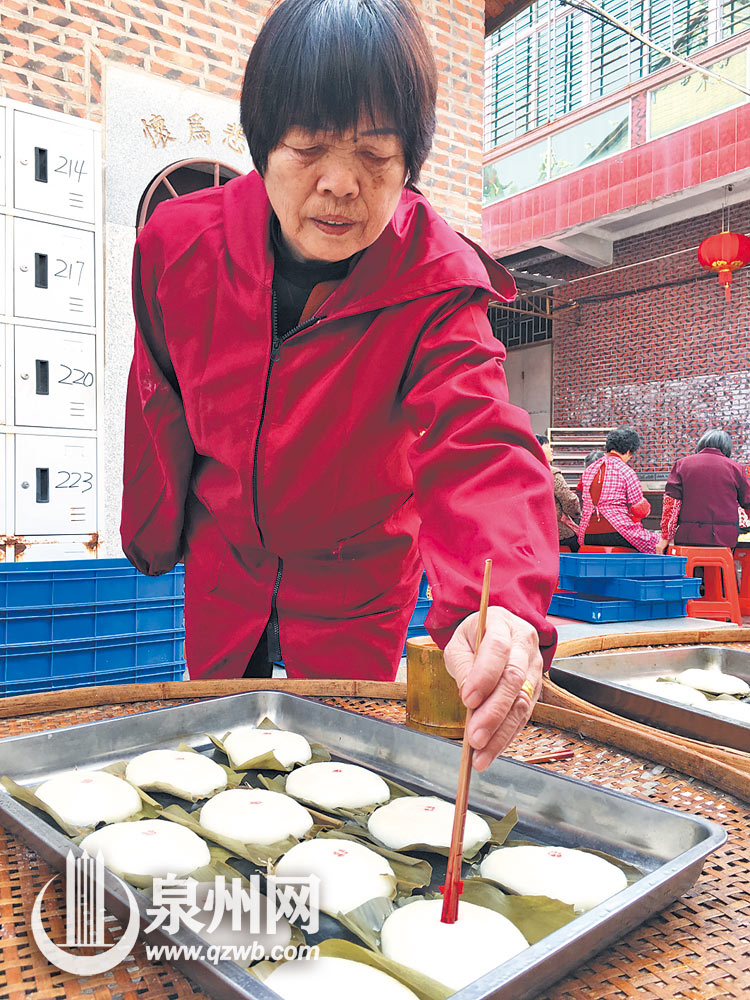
[648,0,709,71]
[554,11,585,116]
[590,0,648,98]
[723,0,750,35]
[486,0,742,149]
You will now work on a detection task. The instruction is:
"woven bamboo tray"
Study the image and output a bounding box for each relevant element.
[0,666,748,999]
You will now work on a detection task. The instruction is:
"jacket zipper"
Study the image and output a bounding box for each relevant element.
[251,291,323,665]
[267,556,284,663]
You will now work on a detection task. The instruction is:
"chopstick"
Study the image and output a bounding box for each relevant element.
[519,749,575,765]
[440,558,492,924]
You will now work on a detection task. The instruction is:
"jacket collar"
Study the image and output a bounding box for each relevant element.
[222,171,515,315]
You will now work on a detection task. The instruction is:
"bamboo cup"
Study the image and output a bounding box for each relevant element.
[405,636,466,738]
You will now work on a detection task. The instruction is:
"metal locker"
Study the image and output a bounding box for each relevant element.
[10,535,98,561]
[14,325,96,429]
[0,106,5,207]
[0,422,6,537]
[13,110,95,222]
[0,325,5,425]
[0,216,5,317]
[13,218,95,327]
[15,434,96,534]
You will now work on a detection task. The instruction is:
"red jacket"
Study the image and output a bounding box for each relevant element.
[121,171,558,681]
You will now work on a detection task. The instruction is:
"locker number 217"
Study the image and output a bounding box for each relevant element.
[55,259,86,285]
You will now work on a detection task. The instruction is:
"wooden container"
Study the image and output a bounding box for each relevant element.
[406,636,466,738]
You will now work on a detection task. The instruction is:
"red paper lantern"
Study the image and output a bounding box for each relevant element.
[697,231,750,302]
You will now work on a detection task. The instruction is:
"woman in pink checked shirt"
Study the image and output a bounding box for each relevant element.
[578,427,664,554]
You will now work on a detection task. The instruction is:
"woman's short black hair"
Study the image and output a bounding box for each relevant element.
[606,426,641,455]
[240,0,437,184]
[696,429,732,457]
[535,434,549,445]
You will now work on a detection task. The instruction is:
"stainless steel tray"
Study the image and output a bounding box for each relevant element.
[0,692,726,1000]
[552,646,750,751]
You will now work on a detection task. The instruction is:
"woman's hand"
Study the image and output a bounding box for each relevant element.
[444,607,544,771]
[656,536,669,554]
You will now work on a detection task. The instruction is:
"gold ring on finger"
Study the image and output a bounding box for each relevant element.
[521,679,535,700]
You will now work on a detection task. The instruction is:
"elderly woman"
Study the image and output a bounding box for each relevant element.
[536,435,581,551]
[578,427,663,553]
[660,430,750,548]
[121,0,558,770]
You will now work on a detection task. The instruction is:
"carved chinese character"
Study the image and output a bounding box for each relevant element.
[188,113,211,145]
[142,115,177,149]
[222,122,248,155]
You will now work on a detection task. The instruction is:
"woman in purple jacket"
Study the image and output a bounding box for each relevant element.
[660,430,750,548]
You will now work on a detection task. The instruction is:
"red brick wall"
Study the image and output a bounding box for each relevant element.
[418,0,485,238]
[0,0,484,236]
[552,201,750,477]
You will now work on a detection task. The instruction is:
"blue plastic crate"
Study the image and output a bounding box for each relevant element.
[558,574,702,602]
[559,553,688,580]
[417,573,434,601]
[0,597,185,646]
[0,660,185,697]
[0,559,184,610]
[409,598,431,630]
[0,629,185,687]
[549,592,689,623]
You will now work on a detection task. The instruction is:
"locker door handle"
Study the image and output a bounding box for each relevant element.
[36,468,50,504]
[34,253,48,288]
[35,147,48,183]
[35,360,50,395]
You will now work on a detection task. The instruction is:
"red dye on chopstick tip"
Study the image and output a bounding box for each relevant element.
[440,558,492,924]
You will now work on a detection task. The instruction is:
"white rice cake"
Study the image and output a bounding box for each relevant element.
[480,844,627,912]
[274,837,395,914]
[265,956,419,999]
[35,769,142,829]
[673,667,750,696]
[381,898,528,991]
[623,677,709,707]
[192,880,292,953]
[285,762,389,810]
[368,795,490,853]
[80,819,210,878]
[125,749,227,799]
[703,697,750,723]
[222,727,312,768]
[199,788,313,845]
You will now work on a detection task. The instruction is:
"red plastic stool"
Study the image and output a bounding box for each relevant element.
[578,545,634,553]
[668,545,742,625]
[735,548,750,617]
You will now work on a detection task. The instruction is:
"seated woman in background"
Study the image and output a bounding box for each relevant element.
[578,427,663,554]
[575,448,605,496]
[536,434,581,551]
[660,429,750,548]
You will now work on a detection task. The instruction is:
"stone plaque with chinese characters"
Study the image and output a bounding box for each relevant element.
[105,63,253,228]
